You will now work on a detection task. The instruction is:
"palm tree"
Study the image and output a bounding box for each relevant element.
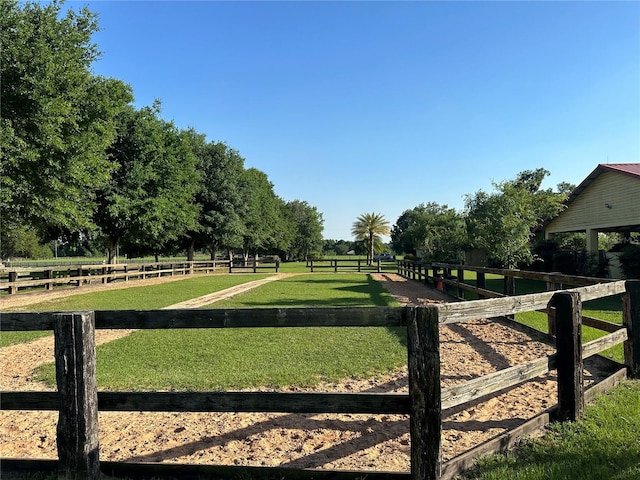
[351,212,390,265]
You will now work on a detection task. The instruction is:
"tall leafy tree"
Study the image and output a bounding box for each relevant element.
[464,169,566,268]
[351,212,390,265]
[240,168,286,260]
[0,0,132,237]
[391,203,465,261]
[187,141,247,261]
[284,200,324,260]
[94,103,200,263]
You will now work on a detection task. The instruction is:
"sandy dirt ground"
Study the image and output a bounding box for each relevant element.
[0,272,604,472]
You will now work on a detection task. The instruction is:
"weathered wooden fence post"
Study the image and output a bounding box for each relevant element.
[623,280,640,378]
[46,268,54,291]
[407,306,442,480]
[53,312,100,480]
[8,271,18,294]
[457,266,464,299]
[554,291,584,421]
[476,272,486,299]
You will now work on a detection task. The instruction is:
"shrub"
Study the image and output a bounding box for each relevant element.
[619,244,640,279]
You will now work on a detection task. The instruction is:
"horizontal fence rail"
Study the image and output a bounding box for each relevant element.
[1,279,638,480]
[0,259,280,295]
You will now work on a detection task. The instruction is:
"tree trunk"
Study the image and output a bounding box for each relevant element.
[187,239,195,262]
[106,237,119,265]
[154,253,159,263]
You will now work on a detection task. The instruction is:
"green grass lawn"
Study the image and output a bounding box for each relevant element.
[0,274,269,347]
[458,379,640,480]
[34,274,407,390]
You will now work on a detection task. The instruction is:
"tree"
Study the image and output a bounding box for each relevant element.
[351,213,390,265]
[94,103,200,263]
[1,1,132,236]
[187,141,247,261]
[240,168,287,260]
[391,203,466,261]
[464,169,566,269]
[284,200,324,260]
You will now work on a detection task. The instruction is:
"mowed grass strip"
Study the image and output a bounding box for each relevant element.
[459,380,640,480]
[35,274,407,391]
[0,274,269,347]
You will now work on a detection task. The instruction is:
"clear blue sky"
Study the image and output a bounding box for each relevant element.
[77,0,639,241]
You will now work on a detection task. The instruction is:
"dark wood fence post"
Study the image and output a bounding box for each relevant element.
[504,275,515,296]
[623,280,640,378]
[377,259,381,273]
[554,291,584,421]
[53,312,100,480]
[407,306,442,480]
[457,266,464,299]
[546,273,560,336]
[476,272,486,299]
[8,271,18,294]
[46,268,54,291]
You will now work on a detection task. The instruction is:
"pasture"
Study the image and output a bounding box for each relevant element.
[1,268,638,480]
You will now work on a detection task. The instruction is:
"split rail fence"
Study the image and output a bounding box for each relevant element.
[306,258,395,273]
[1,279,638,480]
[1,259,279,295]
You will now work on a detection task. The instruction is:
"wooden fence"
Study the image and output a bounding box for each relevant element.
[1,279,638,480]
[0,260,279,295]
[306,258,394,273]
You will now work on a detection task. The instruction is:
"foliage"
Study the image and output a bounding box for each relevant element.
[240,168,289,258]
[465,169,566,269]
[352,212,390,265]
[619,244,640,279]
[187,141,246,260]
[322,239,354,256]
[0,225,52,260]
[94,103,200,263]
[0,0,132,235]
[391,202,466,261]
[531,239,607,277]
[283,200,324,260]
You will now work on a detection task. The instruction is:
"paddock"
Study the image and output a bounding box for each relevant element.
[0,269,637,480]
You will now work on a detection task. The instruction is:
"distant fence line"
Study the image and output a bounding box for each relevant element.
[0,259,279,295]
[1,277,638,480]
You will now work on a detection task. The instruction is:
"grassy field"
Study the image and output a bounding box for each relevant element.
[33,273,407,390]
[0,274,269,347]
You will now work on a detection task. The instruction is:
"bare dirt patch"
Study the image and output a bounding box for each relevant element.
[0,273,601,472]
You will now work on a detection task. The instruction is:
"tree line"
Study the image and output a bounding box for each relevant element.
[388,168,628,275]
[0,1,324,263]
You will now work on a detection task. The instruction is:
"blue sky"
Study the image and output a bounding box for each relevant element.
[77,1,639,241]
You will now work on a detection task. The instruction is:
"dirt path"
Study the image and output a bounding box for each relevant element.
[0,273,597,472]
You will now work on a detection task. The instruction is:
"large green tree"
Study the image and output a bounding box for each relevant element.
[351,212,390,265]
[94,103,200,263]
[284,200,324,260]
[187,141,247,261]
[0,0,132,238]
[240,168,288,260]
[391,202,466,261]
[464,168,567,268]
